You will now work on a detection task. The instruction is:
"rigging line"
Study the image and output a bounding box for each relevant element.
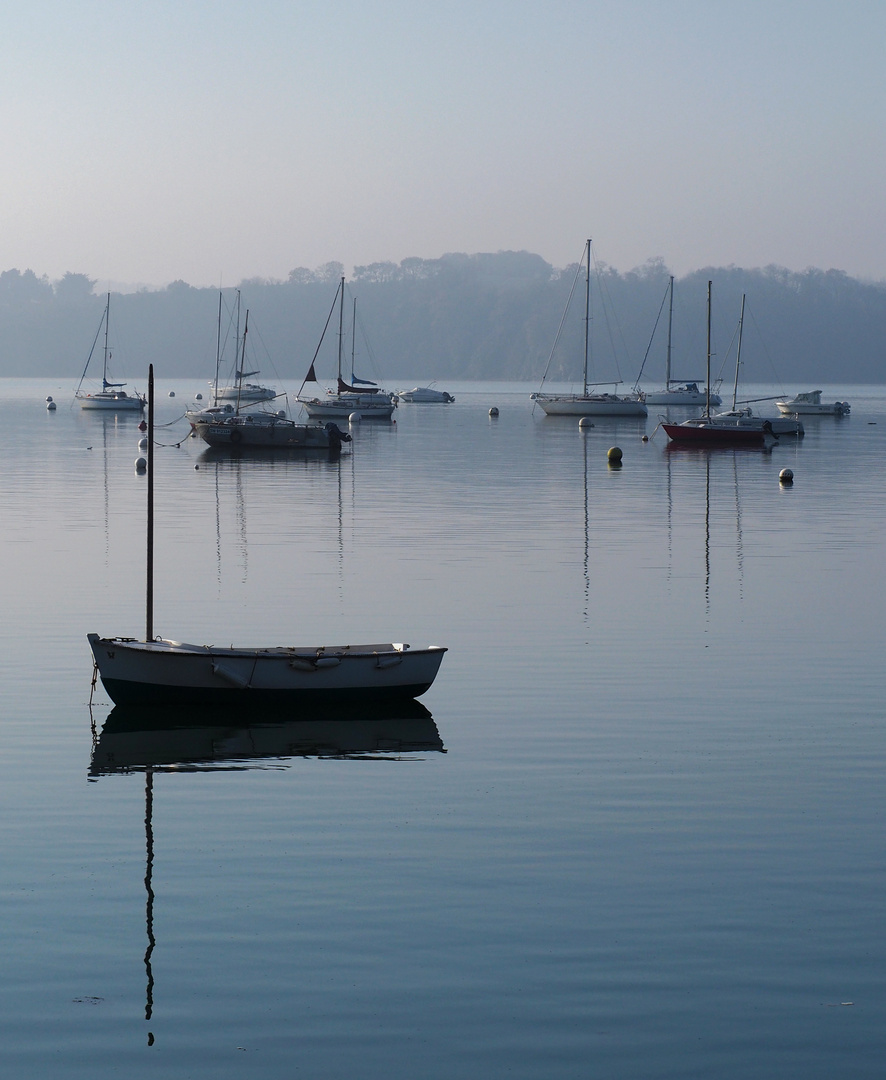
[590,244,630,383]
[297,279,343,395]
[75,306,107,392]
[633,279,671,386]
[535,251,585,390]
[242,318,287,388]
[349,289,385,379]
[743,298,790,395]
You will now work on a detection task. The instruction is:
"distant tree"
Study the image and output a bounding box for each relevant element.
[53,271,96,304]
[288,267,315,284]
[353,261,399,284]
[165,279,195,292]
[0,268,53,304]
[399,257,436,280]
[314,261,345,284]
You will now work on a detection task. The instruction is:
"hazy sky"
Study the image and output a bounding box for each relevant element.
[4,0,885,287]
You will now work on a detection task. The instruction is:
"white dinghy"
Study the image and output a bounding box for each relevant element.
[88,366,446,707]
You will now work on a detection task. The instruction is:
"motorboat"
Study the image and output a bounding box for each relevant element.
[775,390,850,416]
[396,387,455,403]
[192,413,350,451]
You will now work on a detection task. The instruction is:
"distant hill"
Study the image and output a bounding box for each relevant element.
[2,254,885,384]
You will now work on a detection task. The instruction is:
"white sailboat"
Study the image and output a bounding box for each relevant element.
[88,366,444,706]
[298,280,397,421]
[208,290,277,404]
[531,239,647,418]
[639,276,722,406]
[75,294,146,412]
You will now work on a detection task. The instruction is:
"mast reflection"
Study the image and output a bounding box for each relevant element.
[87,701,445,1041]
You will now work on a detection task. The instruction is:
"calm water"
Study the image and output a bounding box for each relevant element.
[2,378,885,1078]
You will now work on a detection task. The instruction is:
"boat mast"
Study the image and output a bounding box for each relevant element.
[351,295,357,380]
[337,276,345,385]
[146,364,154,641]
[103,292,111,390]
[705,280,712,417]
[665,276,674,390]
[583,239,591,396]
[236,311,249,413]
[732,294,746,411]
[212,291,222,406]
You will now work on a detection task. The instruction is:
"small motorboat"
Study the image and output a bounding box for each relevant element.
[396,387,455,403]
[775,390,850,416]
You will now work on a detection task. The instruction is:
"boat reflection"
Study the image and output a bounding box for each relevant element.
[87,700,445,1041]
[89,699,446,775]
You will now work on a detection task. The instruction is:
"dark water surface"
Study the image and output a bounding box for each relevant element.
[1,379,885,1078]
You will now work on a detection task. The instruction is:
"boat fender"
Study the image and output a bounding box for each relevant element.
[229,428,242,444]
[289,655,342,671]
[375,654,404,669]
[212,661,251,688]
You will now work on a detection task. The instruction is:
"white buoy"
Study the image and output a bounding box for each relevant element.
[579,417,594,428]
[46,400,57,411]
[195,393,203,400]
[607,446,623,463]
[489,407,499,417]
[779,468,794,484]
[138,437,148,451]
[46,395,53,403]
[168,391,175,397]
[349,412,361,423]
[135,456,147,471]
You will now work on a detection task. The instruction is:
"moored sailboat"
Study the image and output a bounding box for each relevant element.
[662,285,803,447]
[75,294,146,412]
[531,239,647,418]
[639,276,722,406]
[298,280,397,420]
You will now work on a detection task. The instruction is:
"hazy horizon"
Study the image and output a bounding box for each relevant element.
[4,2,885,288]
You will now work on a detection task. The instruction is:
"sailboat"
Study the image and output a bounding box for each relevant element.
[662,284,803,447]
[298,279,397,421]
[531,239,647,418]
[639,277,722,407]
[208,290,277,404]
[75,294,146,412]
[88,366,445,705]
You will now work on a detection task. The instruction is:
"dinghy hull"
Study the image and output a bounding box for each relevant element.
[88,634,446,707]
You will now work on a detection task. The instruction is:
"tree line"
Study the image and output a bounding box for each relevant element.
[2,252,885,385]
